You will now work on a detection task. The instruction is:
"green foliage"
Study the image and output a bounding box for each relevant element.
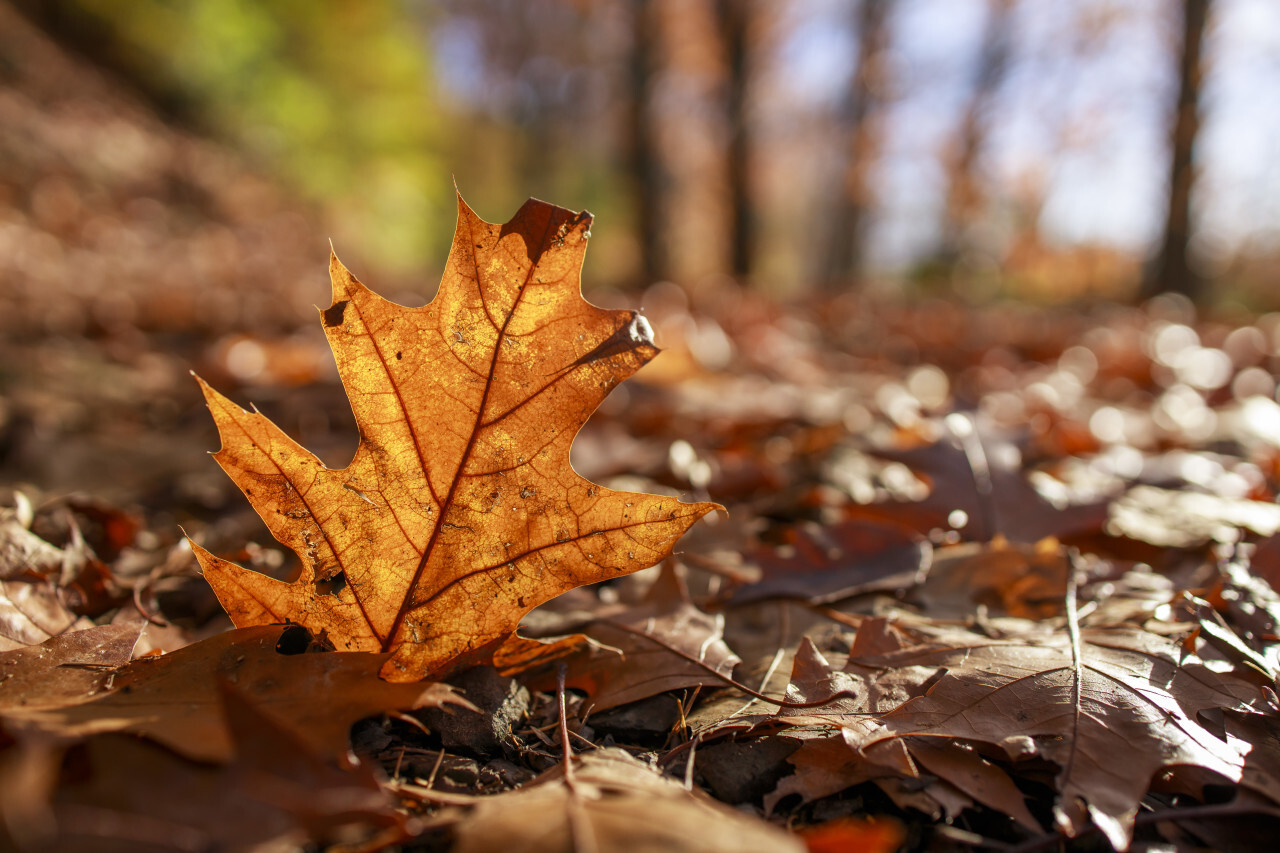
[68,0,449,273]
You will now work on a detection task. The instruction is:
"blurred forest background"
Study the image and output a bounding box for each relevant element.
[4,0,1280,514]
[11,0,1280,304]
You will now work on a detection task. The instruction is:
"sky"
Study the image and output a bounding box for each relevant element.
[776,0,1280,269]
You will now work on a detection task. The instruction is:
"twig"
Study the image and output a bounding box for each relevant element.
[558,663,600,853]
[393,746,406,782]
[424,748,446,790]
[683,732,702,792]
[557,663,577,793]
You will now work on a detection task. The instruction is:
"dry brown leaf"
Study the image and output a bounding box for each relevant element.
[918,535,1071,620]
[441,747,804,853]
[192,195,719,680]
[862,625,1273,848]
[29,687,408,853]
[0,578,91,652]
[0,623,140,714]
[8,624,472,764]
[0,500,65,581]
[763,638,1039,830]
[508,563,740,711]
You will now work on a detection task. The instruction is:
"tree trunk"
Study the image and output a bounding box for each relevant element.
[1142,0,1211,303]
[935,0,1014,266]
[719,0,754,281]
[821,0,893,288]
[627,0,667,285]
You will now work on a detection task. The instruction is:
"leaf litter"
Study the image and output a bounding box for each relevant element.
[3,197,1280,851]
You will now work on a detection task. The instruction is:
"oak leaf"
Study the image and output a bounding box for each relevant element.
[858,625,1272,849]
[764,638,1039,831]
[192,196,719,679]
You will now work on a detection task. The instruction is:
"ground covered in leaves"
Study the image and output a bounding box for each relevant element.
[7,268,1280,852]
[8,8,1280,850]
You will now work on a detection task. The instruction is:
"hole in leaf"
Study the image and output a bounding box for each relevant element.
[275,625,313,655]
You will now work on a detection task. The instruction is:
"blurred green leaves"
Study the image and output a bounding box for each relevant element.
[68,0,448,273]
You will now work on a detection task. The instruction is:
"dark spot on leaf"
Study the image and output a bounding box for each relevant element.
[396,351,403,360]
[323,300,349,327]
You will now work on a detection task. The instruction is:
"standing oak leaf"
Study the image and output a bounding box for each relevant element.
[192,195,720,680]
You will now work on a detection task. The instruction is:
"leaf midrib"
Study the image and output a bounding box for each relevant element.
[376,212,559,654]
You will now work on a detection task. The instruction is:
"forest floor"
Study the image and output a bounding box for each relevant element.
[8,271,1280,852]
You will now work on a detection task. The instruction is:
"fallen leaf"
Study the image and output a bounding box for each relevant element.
[0,500,65,580]
[8,624,472,764]
[32,723,399,853]
[25,681,417,852]
[193,195,720,679]
[0,623,140,713]
[918,535,1070,620]
[513,563,740,711]
[764,638,1039,830]
[216,680,414,847]
[0,578,90,652]
[863,625,1272,848]
[435,747,805,853]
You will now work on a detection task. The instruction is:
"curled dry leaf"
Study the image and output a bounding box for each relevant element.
[192,195,720,680]
[7,625,473,764]
[0,578,90,652]
[506,562,741,711]
[0,500,65,581]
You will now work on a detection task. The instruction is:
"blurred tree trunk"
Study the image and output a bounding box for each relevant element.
[719,0,754,281]
[627,0,667,284]
[935,0,1014,266]
[1142,0,1211,303]
[821,0,893,288]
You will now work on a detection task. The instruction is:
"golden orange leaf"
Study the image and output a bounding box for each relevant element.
[192,195,720,680]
